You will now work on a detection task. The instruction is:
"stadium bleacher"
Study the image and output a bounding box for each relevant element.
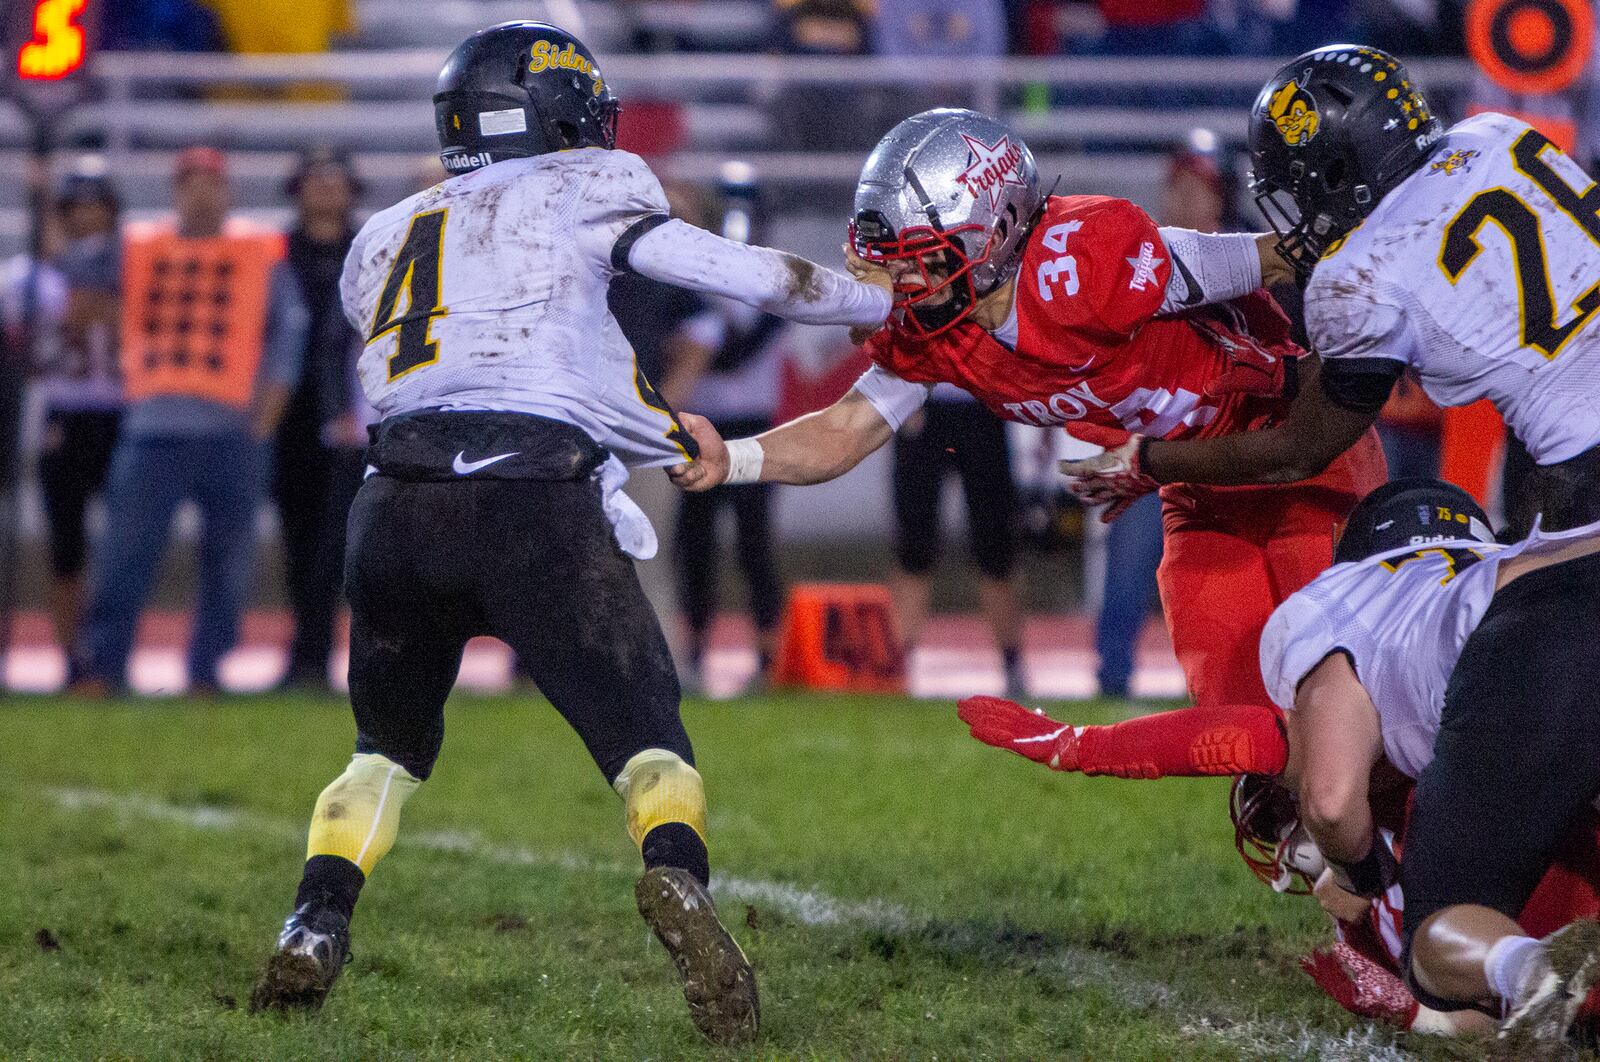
[0,0,1475,257]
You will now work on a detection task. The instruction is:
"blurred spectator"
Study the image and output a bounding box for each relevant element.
[35,165,125,657]
[606,181,711,668]
[891,391,1026,697]
[663,170,788,694]
[273,147,366,691]
[0,194,69,667]
[775,0,871,53]
[207,0,354,53]
[871,0,1008,57]
[100,0,224,52]
[1096,136,1232,698]
[72,148,309,696]
[872,0,1008,117]
[771,0,879,150]
[1092,0,1218,55]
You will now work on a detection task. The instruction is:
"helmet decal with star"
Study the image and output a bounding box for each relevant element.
[956,132,1028,211]
[1269,75,1320,146]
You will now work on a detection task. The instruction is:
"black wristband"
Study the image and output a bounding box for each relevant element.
[1330,836,1398,898]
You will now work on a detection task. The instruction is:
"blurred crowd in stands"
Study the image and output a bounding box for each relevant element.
[97,0,1466,58]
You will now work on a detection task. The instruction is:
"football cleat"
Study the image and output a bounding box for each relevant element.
[635,866,759,1046]
[1497,919,1600,1059]
[249,904,352,1013]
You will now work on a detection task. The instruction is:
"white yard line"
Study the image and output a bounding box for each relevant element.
[43,786,1413,1059]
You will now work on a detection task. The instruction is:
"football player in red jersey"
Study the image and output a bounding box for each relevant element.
[670,109,1385,779]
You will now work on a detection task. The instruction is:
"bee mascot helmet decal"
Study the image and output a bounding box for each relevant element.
[1268,76,1319,146]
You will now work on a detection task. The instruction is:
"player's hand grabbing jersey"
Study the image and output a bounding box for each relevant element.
[1308,113,1600,465]
[854,195,1299,447]
[343,147,889,472]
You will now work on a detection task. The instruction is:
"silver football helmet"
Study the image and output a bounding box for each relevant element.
[851,108,1042,337]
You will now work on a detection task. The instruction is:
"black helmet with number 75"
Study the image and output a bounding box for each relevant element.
[434,21,620,176]
[1249,44,1442,280]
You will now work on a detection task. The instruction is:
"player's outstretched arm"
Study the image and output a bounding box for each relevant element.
[625,219,892,327]
[1154,228,1295,313]
[958,696,1289,778]
[667,388,893,492]
[1061,355,1379,509]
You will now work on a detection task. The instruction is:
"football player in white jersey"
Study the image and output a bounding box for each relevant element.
[1062,45,1600,539]
[248,22,891,1045]
[1260,478,1600,1053]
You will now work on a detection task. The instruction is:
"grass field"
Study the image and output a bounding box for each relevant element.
[0,692,1470,1060]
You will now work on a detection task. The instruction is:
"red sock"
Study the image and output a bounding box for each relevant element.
[1074,704,1288,779]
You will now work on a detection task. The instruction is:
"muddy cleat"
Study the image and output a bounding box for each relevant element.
[249,904,351,1013]
[1497,919,1600,1059]
[635,866,759,1046]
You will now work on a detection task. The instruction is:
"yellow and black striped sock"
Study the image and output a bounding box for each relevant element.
[295,752,421,916]
[613,748,710,885]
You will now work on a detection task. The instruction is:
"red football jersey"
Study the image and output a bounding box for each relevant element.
[864,195,1298,446]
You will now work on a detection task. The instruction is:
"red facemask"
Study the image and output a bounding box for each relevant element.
[850,220,991,338]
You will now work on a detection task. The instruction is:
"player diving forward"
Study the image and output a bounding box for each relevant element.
[966,481,1600,1051]
[1065,44,1600,537]
[673,107,1384,761]
[248,22,892,1045]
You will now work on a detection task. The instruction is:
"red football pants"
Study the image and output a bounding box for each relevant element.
[1156,431,1387,707]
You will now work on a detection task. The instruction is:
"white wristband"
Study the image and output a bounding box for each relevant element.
[723,437,765,485]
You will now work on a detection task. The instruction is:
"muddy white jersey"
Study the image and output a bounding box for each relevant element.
[1260,515,1600,778]
[343,148,694,470]
[1306,113,1600,464]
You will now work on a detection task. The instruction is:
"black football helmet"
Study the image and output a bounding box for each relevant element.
[434,21,620,175]
[1249,44,1443,280]
[1333,478,1496,565]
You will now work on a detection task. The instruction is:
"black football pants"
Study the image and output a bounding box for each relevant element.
[343,473,691,783]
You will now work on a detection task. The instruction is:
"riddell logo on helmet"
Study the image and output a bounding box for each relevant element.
[957,133,1027,211]
[442,151,493,171]
[1269,77,1319,146]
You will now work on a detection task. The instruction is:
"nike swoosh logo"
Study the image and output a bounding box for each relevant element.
[452,450,519,475]
[1172,254,1204,306]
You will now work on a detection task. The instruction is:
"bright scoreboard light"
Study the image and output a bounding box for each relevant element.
[16,0,90,82]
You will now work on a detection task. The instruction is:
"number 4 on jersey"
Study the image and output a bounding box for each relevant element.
[370,209,450,381]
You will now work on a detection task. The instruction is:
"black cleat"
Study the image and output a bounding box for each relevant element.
[635,866,760,1046]
[1497,919,1600,1059]
[249,904,351,1013]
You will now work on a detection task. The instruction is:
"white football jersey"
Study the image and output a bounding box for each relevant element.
[342,147,693,472]
[1260,515,1600,778]
[1306,113,1600,465]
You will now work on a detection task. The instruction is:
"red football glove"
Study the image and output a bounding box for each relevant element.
[1300,942,1420,1030]
[1189,317,1292,400]
[1058,435,1158,523]
[958,696,1081,770]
